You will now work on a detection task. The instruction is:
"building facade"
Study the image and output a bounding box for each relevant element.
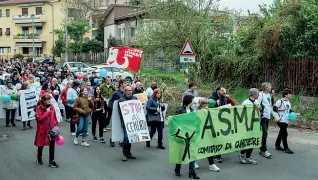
[0,0,63,59]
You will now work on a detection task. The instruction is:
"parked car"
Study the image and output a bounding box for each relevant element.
[34,58,56,65]
[62,62,94,74]
[90,64,133,81]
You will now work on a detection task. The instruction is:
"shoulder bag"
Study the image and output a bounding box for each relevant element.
[72,98,80,124]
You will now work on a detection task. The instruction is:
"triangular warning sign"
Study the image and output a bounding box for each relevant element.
[180,40,196,56]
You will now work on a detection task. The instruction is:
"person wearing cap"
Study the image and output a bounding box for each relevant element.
[67,80,81,135]
[0,79,18,127]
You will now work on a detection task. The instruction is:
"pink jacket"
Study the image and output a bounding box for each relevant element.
[34,105,60,147]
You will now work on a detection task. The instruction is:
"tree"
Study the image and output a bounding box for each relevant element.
[52,29,65,57]
[137,0,235,81]
[63,0,104,20]
[67,20,90,53]
[95,21,104,43]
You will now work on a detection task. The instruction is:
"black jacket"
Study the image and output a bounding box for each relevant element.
[176,106,194,115]
[118,95,137,128]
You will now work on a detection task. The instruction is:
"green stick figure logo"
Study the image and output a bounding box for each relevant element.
[169,113,201,161]
[267,97,271,103]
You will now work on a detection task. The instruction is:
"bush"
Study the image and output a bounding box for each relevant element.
[14,53,24,60]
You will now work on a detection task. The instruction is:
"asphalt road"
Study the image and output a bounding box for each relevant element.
[0,121,317,180]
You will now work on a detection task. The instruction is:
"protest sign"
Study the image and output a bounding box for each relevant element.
[133,93,148,104]
[111,100,124,142]
[168,105,262,164]
[50,94,62,122]
[119,100,150,143]
[19,89,37,122]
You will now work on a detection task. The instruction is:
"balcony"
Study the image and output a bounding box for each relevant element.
[12,15,46,26]
[13,34,45,44]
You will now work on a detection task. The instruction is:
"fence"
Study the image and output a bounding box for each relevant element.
[61,52,181,72]
[262,57,318,95]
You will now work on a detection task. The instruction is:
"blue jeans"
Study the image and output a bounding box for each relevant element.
[76,115,91,139]
[122,127,131,155]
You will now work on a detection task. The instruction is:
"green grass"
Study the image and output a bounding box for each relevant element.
[138,68,318,120]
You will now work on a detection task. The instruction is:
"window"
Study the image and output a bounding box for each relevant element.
[0,48,4,54]
[5,28,10,36]
[22,47,29,54]
[131,27,135,37]
[36,7,42,15]
[22,27,29,36]
[6,9,10,17]
[7,47,11,54]
[0,10,2,18]
[106,0,110,6]
[22,8,28,16]
[0,28,2,36]
[36,27,42,35]
[112,68,120,72]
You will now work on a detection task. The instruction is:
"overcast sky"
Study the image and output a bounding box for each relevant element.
[217,0,274,14]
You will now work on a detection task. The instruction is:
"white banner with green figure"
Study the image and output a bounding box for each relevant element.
[168,105,262,164]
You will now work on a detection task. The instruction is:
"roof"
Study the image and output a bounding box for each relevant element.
[101,4,140,20]
[115,9,147,21]
[0,0,49,5]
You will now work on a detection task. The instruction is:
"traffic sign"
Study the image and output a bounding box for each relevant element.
[180,40,196,56]
[180,40,196,63]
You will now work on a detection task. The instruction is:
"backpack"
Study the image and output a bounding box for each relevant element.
[272,100,284,122]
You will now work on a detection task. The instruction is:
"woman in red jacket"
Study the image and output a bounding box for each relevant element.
[34,94,60,168]
[60,81,72,122]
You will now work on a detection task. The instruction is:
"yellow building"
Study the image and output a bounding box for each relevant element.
[0,0,63,59]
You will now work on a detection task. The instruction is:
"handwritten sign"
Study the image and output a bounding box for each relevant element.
[119,100,150,143]
[133,93,148,104]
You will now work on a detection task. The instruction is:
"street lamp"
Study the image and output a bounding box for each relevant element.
[31,14,35,62]
[48,2,55,58]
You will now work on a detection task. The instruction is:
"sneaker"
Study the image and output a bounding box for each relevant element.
[122,155,128,162]
[107,127,111,130]
[275,146,284,151]
[215,158,223,163]
[103,128,107,132]
[209,164,220,172]
[36,159,43,165]
[126,153,136,159]
[259,150,272,158]
[246,158,258,164]
[48,161,59,168]
[284,148,294,154]
[195,162,200,169]
[71,132,76,136]
[80,133,89,136]
[11,123,16,127]
[99,138,106,143]
[157,145,165,150]
[93,136,98,142]
[74,137,78,145]
[119,142,123,147]
[238,154,247,164]
[81,141,90,147]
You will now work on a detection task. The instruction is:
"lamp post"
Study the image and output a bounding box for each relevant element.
[31,14,35,62]
[48,3,54,58]
[65,2,68,62]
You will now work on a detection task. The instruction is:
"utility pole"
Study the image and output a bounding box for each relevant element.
[65,0,69,62]
[31,14,35,62]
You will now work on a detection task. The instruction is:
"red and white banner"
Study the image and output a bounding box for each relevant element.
[106,47,143,72]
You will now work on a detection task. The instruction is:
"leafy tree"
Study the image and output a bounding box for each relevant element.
[52,29,65,57]
[67,20,90,53]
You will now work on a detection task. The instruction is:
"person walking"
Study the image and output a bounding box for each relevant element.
[34,94,60,168]
[67,80,81,135]
[21,83,33,130]
[73,87,93,147]
[100,76,115,132]
[146,88,165,149]
[91,86,106,143]
[60,81,72,122]
[1,79,18,127]
[258,82,273,158]
[274,89,300,154]
[174,95,200,179]
[239,88,260,164]
[118,86,137,161]
[197,98,221,171]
